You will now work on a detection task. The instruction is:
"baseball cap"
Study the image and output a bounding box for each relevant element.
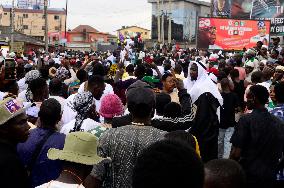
[0,97,31,125]
[126,80,155,106]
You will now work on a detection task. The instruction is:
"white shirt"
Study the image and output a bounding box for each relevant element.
[53,58,61,64]
[60,118,100,134]
[36,181,85,188]
[157,66,165,75]
[62,83,114,124]
[78,82,114,112]
[17,77,27,93]
[64,69,77,86]
[49,96,66,112]
[18,89,27,102]
[107,55,116,64]
[0,91,7,100]
[61,94,77,125]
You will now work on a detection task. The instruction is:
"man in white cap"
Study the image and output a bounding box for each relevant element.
[257,45,268,61]
[244,60,257,84]
[244,49,259,69]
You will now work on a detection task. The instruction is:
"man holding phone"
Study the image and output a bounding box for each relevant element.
[4,58,17,80]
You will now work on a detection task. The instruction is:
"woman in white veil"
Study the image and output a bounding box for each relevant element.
[184,61,223,106]
[183,61,223,162]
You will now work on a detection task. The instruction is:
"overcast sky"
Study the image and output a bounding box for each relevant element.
[0,0,152,34]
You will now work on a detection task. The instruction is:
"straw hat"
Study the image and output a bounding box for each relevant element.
[48,132,107,165]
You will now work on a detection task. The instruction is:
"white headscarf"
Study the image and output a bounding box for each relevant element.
[183,61,223,106]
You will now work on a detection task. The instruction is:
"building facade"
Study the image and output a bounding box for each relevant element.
[0,5,66,41]
[67,25,110,51]
[117,26,151,40]
[148,0,210,43]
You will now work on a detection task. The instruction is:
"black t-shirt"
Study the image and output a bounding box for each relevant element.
[232,80,245,108]
[220,92,240,129]
[231,109,284,183]
[0,141,29,188]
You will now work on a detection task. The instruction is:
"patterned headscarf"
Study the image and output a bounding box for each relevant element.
[25,70,41,84]
[56,66,69,80]
[25,70,41,102]
[71,91,94,132]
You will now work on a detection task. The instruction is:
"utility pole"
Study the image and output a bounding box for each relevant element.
[64,0,68,46]
[161,0,165,44]
[168,0,172,44]
[157,0,161,43]
[44,0,48,53]
[11,0,15,51]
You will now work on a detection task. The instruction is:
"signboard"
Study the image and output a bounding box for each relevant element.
[67,43,91,48]
[197,17,271,50]
[212,0,284,35]
[10,42,24,53]
[211,0,232,18]
[232,0,284,35]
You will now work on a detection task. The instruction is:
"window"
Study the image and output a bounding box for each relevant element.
[54,15,60,20]
[23,14,28,18]
[145,32,147,35]
[73,36,83,42]
[23,25,28,29]
[42,26,45,30]
[4,13,7,15]
[55,26,60,31]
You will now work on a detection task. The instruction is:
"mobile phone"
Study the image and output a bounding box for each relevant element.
[4,58,17,80]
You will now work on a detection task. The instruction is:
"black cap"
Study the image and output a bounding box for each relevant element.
[126,80,155,106]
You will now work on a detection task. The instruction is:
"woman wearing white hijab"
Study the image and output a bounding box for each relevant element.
[184,61,223,106]
[183,61,223,162]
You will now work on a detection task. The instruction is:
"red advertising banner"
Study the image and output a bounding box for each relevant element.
[197,17,271,50]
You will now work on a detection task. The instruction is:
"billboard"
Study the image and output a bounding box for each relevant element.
[197,17,270,50]
[211,0,284,35]
[211,0,232,18]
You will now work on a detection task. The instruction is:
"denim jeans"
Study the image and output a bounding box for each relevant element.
[218,127,234,159]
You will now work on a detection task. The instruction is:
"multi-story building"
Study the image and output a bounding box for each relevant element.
[148,0,210,43]
[117,26,151,40]
[0,5,66,41]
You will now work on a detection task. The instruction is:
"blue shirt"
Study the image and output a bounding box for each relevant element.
[270,104,284,121]
[17,128,65,187]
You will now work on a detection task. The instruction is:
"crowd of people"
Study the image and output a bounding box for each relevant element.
[0,36,284,188]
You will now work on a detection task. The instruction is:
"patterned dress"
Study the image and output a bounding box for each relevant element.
[92,125,166,188]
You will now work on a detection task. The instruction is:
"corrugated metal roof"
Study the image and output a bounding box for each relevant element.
[0,26,44,46]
